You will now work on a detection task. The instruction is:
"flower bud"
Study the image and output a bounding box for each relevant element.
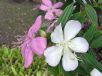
[39,30,47,38]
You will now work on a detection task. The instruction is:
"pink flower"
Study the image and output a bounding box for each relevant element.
[21,16,47,68]
[40,0,63,21]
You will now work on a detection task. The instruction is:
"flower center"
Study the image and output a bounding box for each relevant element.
[57,41,78,60]
[58,41,71,50]
[49,6,55,11]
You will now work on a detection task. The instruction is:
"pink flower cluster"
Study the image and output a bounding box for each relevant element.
[40,0,63,21]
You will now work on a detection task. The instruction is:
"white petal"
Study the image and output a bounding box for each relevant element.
[90,68,102,76]
[44,46,63,67]
[51,24,63,43]
[64,20,81,41]
[69,37,89,53]
[62,50,78,71]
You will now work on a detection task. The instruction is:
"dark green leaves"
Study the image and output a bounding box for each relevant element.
[83,51,102,72]
[70,12,85,23]
[83,24,102,48]
[94,31,102,38]
[83,24,96,43]
[57,3,74,26]
[91,36,102,48]
[85,4,98,25]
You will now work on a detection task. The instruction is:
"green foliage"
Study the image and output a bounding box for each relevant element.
[82,21,102,74]
[57,3,74,26]
[48,64,63,76]
[98,0,102,3]
[48,63,77,76]
[94,30,102,38]
[82,51,102,72]
[91,36,102,48]
[0,47,50,76]
[52,1,102,76]
[71,12,85,23]
[84,4,98,25]
[74,50,102,76]
[83,24,96,43]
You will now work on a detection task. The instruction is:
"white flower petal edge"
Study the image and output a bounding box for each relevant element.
[69,37,89,53]
[64,20,81,41]
[90,68,102,76]
[44,46,63,67]
[62,50,78,71]
[51,24,63,43]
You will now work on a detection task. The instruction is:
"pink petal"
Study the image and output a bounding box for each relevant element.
[40,4,48,11]
[46,20,57,33]
[42,0,52,7]
[53,2,63,8]
[45,11,55,21]
[21,43,33,68]
[31,37,47,57]
[21,43,26,57]
[24,47,33,68]
[21,38,30,56]
[27,15,42,38]
[54,9,63,17]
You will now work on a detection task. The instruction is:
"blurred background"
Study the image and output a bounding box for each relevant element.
[0,0,41,46]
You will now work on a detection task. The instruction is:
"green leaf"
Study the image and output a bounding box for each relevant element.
[94,30,102,38]
[91,36,102,48]
[85,4,98,25]
[83,24,96,43]
[78,60,91,75]
[57,3,74,26]
[11,66,18,75]
[48,63,64,76]
[83,50,102,72]
[70,12,85,23]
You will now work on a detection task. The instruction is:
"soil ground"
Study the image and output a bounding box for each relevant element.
[0,0,40,46]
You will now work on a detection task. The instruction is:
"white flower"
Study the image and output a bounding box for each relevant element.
[44,20,89,71]
[90,68,102,76]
